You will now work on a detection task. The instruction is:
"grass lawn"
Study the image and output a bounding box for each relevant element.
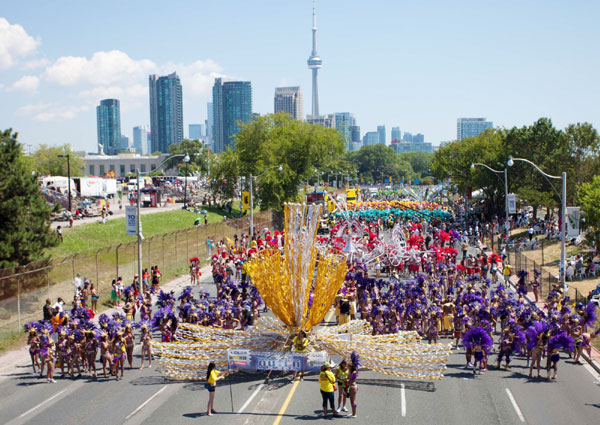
[47,208,225,258]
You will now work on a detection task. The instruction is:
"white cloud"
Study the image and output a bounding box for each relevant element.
[43,50,156,86]
[16,102,88,122]
[34,105,89,122]
[7,75,39,93]
[16,102,50,116]
[162,59,226,97]
[0,17,39,70]
[24,57,49,70]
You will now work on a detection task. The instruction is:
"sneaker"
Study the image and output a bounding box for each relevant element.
[336,407,342,413]
[51,379,56,383]
[348,414,357,418]
[342,407,348,412]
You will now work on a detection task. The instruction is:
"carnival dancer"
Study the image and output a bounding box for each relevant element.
[27,328,41,374]
[346,352,360,418]
[124,323,135,369]
[85,330,98,378]
[546,332,574,379]
[335,360,349,413]
[45,340,56,383]
[462,326,492,375]
[100,333,110,378]
[139,324,153,369]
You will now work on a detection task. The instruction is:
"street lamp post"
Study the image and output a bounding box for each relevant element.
[249,165,283,240]
[507,156,567,293]
[134,153,188,296]
[471,163,509,251]
[58,154,72,212]
[183,153,190,207]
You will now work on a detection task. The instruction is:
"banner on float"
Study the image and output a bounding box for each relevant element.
[226,349,327,372]
[126,206,137,236]
[566,207,580,239]
[507,194,517,214]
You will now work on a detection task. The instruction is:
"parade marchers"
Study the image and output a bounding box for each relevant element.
[16,191,600,420]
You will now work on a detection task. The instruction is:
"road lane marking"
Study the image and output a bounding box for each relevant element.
[272,379,300,425]
[17,389,66,418]
[125,385,168,420]
[400,383,406,417]
[583,362,600,381]
[237,383,264,414]
[505,388,525,422]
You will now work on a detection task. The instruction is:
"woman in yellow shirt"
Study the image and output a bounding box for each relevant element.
[206,362,226,416]
[318,362,340,419]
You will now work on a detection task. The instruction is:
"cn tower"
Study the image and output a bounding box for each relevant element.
[307,0,322,117]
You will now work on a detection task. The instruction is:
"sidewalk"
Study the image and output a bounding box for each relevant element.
[0,263,212,379]
[50,199,182,229]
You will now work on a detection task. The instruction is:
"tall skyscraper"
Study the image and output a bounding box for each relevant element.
[457,118,493,140]
[189,124,204,140]
[307,114,335,129]
[274,86,304,120]
[391,127,401,142]
[363,131,379,146]
[351,125,361,151]
[149,72,183,153]
[307,1,323,117]
[334,112,355,150]
[414,133,425,143]
[206,102,213,140]
[212,78,253,153]
[133,125,149,154]
[120,135,130,151]
[403,132,413,142]
[377,125,386,145]
[96,99,121,155]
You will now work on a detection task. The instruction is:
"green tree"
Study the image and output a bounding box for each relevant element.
[345,144,414,184]
[0,130,59,268]
[214,113,345,216]
[166,139,210,176]
[31,144,85,176]
[397,152,434,177]
[579,175,600,253]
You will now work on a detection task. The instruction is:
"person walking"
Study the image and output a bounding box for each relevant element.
[205,362,226,416]
[318,362,340,419]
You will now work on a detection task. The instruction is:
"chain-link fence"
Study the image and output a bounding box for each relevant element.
[0,211,275,343]
[506,244,559,302]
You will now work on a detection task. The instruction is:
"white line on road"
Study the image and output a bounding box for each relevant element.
[125,385,168,420]
[18,389,66,418]
[583,362,600,381]
[505,388,525,422]
[400,383,406,417]
[237,383,264,414]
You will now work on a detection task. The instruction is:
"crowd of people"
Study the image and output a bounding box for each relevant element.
[23,189,600,421]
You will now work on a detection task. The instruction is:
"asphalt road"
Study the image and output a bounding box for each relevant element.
[1,273,600,425]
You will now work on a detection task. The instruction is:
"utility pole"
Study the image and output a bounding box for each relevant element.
[58,154,71,212]
[249,173,254,240]
[136,169,143,297]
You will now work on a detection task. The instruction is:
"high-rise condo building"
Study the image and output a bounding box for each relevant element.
[120,135,130,151]
[391,127,401,142]
[307,114,336,129]
[377,125,386,145]
[212,78,253,153]
[189,124,204,140]
[334,112,356,150]
[96,98,121,155]
[363,131,379,146]
[149,72,183,153]
[457,118,493,140]
[133,125,150,154]
[414,133,425,143]
[274,86,304,120]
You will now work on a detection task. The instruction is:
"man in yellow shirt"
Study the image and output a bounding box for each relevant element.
[318,362,340,418]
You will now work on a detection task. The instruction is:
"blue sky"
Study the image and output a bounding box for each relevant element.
[1,0,599,151]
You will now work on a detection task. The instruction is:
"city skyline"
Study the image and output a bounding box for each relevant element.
[1,1,599,151]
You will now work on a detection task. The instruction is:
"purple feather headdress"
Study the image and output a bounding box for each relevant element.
[350,351,361,369]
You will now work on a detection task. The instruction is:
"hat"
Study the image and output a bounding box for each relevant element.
[323,362,331,368]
